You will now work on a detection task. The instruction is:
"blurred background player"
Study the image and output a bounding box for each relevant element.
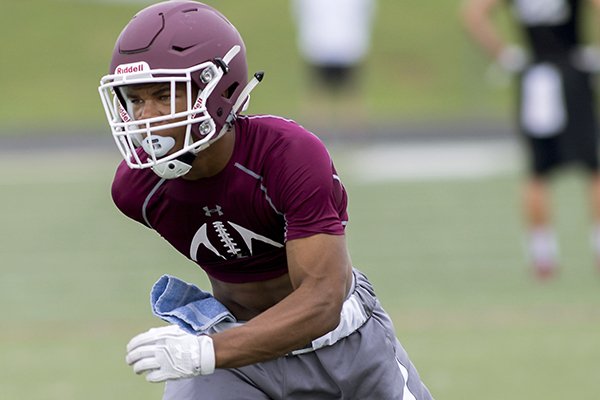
[291,0,376,132]
[461,0,600,279]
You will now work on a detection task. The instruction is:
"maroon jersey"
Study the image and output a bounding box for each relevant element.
[112,115,349,283]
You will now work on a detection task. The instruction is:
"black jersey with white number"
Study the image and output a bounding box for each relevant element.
[508,0,599,173]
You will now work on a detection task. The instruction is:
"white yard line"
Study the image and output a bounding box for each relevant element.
[335,139,522,183]
[0,138,521,185]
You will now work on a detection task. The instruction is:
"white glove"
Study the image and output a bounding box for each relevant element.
[496,45,529,73]
[571,46,600,72]
[125,325,215,382]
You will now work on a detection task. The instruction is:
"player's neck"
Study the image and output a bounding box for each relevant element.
[183,128,236,180]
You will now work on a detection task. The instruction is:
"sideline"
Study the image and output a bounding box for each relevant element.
[0,120,520,183]
[336,138,521,183]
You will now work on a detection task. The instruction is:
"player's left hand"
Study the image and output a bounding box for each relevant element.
[496,45,529,73]
[571,46,600,72]
[125,325,215,382]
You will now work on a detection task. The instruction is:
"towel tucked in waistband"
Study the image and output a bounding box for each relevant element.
[150,269,376,355]
[150,275,236,334]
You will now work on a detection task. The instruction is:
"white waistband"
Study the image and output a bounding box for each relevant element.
[207,272,369,356]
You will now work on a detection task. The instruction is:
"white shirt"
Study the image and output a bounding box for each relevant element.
[292,0,376,65]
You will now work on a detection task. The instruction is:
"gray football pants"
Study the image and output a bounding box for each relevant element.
[163,270,434,399]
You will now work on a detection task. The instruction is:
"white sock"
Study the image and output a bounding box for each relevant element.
[527,227,558,267]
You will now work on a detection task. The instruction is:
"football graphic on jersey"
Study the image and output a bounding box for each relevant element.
[190,221,283,261]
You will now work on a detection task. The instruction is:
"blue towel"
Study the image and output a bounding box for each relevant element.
[150,275,236,334]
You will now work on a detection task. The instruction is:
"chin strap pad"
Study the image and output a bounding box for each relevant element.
[151,152,196,179]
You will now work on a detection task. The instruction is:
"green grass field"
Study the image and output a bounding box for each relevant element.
[1,147,598,399]
[0,0,516,129]
[2,0,599,398]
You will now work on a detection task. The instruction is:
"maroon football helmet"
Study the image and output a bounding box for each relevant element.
[99,1,262,178]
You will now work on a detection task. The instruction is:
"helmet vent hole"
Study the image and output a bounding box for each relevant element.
[222,82,239,99]
[172,45,194,53]
[217,108,223,117]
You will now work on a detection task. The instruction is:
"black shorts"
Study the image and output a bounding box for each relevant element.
[308,63,359,93]
[516,61,600,176]
[524,134,599,175]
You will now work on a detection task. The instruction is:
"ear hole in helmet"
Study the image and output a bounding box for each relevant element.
[221,82,239,99]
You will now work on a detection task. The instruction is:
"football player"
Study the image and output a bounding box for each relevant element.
[461,0,600,279]
[98,1,434,398]
[291,0,376,129]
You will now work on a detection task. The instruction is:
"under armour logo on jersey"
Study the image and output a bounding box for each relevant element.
[203,205,223,216]
[189,220,283,261]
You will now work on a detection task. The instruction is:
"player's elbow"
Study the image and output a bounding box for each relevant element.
[459,1,484,28]
[310,294,345,337]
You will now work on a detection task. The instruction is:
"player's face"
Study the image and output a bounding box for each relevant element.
[121,82,190,154]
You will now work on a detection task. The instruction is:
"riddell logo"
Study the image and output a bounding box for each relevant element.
[114,62,150,75]
[191,97,204,119]
[118,104,131,122]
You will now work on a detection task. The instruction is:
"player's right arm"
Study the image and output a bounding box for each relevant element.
[460,0,505,59]
[588,0,600,44]
[209,233,352,369]
[461,0,529,73]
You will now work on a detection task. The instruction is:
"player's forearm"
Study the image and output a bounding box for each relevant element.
[210,281,344,368]
[591,0,600,45]
[461,0,505,59]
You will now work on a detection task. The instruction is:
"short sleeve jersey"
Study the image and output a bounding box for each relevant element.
[111,115,349,283]
[292,0,375,65]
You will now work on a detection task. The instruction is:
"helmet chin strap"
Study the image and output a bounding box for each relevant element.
[142,135,195,179]
[151,154,195,179]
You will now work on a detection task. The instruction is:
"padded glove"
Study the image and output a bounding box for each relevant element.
[126,325,215,382]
